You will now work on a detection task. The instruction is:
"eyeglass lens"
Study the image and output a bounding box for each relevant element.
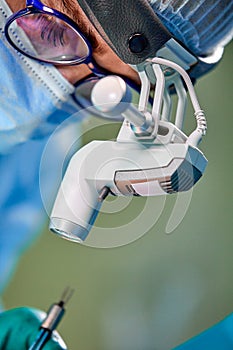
[7,13,90,63]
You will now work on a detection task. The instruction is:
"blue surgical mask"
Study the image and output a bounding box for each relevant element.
[0,1,84,297]
[0,0,80,154]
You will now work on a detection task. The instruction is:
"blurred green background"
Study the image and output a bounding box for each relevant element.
[2,42,233,350]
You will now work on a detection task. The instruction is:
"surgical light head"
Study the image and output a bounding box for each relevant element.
[49,55,207,243]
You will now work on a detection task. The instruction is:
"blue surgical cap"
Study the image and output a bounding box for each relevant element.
[149,0,233,56]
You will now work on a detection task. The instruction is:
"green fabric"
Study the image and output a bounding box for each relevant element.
[0,307,67,350]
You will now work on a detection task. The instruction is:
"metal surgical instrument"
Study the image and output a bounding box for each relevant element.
[28,287,74,350]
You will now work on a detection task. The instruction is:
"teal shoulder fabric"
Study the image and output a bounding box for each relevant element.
[174,313,233,350]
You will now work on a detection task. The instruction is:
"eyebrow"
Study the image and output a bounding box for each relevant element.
[59,0,84,25]
[59,0,102,49]
[60,0,73,14]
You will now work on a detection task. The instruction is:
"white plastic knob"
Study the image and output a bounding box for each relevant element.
[91,75,147,128]
[91,76,131,115]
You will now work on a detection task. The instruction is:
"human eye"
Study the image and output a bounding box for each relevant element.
[35,15,67,47]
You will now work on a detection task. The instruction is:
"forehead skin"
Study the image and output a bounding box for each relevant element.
[49,0,139,82]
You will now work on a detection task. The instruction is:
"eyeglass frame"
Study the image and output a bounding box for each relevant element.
[4,0,98,67]
[5,0,145,115]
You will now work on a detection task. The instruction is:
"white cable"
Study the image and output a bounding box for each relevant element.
[147,57,207,139]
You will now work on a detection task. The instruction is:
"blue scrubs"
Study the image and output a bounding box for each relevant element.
[0,138,53,294]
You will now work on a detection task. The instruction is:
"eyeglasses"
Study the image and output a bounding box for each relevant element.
[4,0,94,65]
[5,0,143,115]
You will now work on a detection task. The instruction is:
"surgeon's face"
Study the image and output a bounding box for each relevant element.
[7,0,140,85]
